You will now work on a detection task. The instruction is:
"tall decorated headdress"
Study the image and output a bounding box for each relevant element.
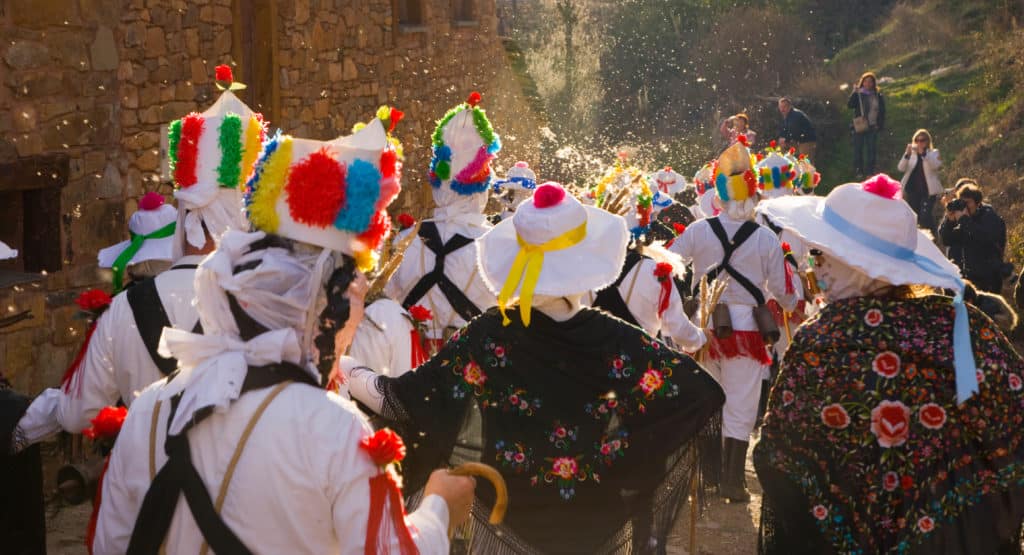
[244,109,401,272]
[593,150,644,208]
[712,139,758,203]
[794,156,821,195]
[167,65,267,257]
[756,151,797,199]
[493,161,538,194]
[428,91,502,206]
[649,166,687,197]
[97,192,177,292]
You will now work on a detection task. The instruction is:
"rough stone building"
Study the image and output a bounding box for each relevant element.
[0,0,543,396]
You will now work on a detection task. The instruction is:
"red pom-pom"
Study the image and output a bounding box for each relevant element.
[76,289,112,312]
[397,213,415,230]
[672,223,686,235]
[379,149,399,179]
[781,241,792,253]
[388,108,404,133]
[138,192,165,211]
[737,134,749,146]
[360,428,407,467]
[653,262,673,280]
[82,406,127,441]
[756,153,765,161]
[664,166,672,172]
[788,147,796,155]
[215,64,233,83]
[466,91,482,107]
[533,182,566,209]
[769,140,777,148]
[285,149,346,227]
[862,174,902,200]
[409,305,433,322]
[357,210,391,251]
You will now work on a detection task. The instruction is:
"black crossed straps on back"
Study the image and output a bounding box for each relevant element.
[592,250,643,327]
[126,265,202,376]
[126,362,318,555]
[402,221,482,321]
[705,217,766,306]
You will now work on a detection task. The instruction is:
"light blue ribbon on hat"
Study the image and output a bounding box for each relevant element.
[492,175,538,193]
[823,205,979,404]
[652,190,673,210]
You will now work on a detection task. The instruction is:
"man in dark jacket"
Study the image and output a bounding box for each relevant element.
[776,97,817,160]
[939,183,1007,293]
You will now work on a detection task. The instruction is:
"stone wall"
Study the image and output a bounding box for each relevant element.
[0,0,543,395]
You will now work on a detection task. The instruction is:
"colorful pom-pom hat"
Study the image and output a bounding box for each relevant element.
[794,156,821,194]
[712,141,759,203]
[756,151,797,199]
[428,91,501,207]
[97,192,177,291]
[650,166,687,197]
[167,65,267,257]
[758,174,978,403]
[494,161,537,193]
[0,241,16,260]
[243,112,401,271]
[478,182,629,327]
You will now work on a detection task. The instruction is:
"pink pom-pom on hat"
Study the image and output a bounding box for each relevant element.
[514,161,529,169]
[862,174,902,200]
[139,192,166,211]
[533,182,566,209]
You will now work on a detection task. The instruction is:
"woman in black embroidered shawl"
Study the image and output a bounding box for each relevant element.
[343,183,724,554]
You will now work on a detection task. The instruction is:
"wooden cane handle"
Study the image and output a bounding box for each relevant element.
[449,462,508,524]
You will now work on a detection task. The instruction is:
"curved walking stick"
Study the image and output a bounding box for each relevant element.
[448,462,508,525]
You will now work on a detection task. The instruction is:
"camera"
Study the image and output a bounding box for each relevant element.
[946,198,967,213]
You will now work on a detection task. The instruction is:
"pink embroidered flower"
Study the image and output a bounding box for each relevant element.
[882,471,899,492]
[601,443,613,455]
[462,361,486,386]
[782,390,795,406]
[917,516,935,533]
[1009,374,1023,391]
[551,457,578,480]
[612,358,625,370]
[820,403,850,429]
[513,452,526,463]
[872,351,901,379]
[871,400,911,448]
[864,308,884,327]
[639,369,664,395]
[812,505,829,520]
[555,427,567,438]
[508,394,520,405]
[918,403,947,430]
[494,346,506,358]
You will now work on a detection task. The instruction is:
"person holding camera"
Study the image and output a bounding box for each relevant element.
[939,181,1008,293]
[898,129,942,237]
[848,72,886,177]
[720,112,757,147]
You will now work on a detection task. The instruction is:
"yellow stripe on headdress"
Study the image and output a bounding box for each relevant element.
[497,222,587,327]
[248,137,294,233]
[240,116,264,188]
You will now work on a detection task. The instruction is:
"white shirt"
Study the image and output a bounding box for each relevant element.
[15,256,205,445]
[584,257,706,352]
[384,212,496,339]
[94,381,449,554]
[669,214,798,330]
[898,148,943,196]
[349,298,416,378]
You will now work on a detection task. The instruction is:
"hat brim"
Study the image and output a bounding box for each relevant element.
[97,237,175,268]
[758,195,962,291]
[478,206,629,298]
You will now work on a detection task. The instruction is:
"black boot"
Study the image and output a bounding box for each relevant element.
[720,438,751,503]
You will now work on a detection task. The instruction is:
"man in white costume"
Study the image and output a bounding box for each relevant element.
[669,141,800,503]
[12,66,263,447]
[94,113,473,554]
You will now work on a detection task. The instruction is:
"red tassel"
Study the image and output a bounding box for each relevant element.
[365,472,419,555]
[783,260,795,295]
[706,330,772,365]
[409,329,429,368]
[85,455,111,555]
[62,322,98,396]
[174,114,204,188]
[657,278,671,319]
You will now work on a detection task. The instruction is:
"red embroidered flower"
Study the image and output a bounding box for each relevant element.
[82,406,127,441]
[397,213,416,230]
[918,403,947,430]
[493,346,505,358]
[551,457,578,479]
[215,64,233,83]
[864,308,884,327]
[653,262,673,281]
[812,505,828,520]
[782,390,795,406]
[900,475,914,490]
[462,361,486,386]
[76,289,113,312]
[638,369,664,395]
[882,471,899,492]
[820,403,850,429]
[872,351,901,379]
[612,357,625,370]
[359,428,407,467]
[871,400,911,448]
[1009,374,1022,391]
[917,516,935,533]
[408,305,433,323]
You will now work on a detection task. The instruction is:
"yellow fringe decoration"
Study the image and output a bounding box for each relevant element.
[248,136,294,233]
[240,115,264,188]
[354,248,378,273]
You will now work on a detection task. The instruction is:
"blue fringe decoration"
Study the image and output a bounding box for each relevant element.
[428,142,492,196]
[486,137,502,156]
[334,159,381,233]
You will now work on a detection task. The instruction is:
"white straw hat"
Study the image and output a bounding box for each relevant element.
[479,182,629,326]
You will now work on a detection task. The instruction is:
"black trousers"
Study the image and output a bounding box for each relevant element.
[853,129,878,175]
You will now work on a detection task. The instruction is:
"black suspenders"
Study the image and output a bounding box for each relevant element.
[705,218,767,306]
[402,222,482,321]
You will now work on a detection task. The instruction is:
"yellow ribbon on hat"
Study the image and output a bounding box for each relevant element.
[498,222,587,327]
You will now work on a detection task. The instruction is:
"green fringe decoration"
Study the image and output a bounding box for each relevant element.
[431,103,465,146]
[471,107,496,147]
[168,119,183,171]
[435,160,451,180]
[216,114,243,189]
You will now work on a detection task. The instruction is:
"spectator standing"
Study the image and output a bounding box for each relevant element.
[776,97,817,160]
[848,72,887,177]
[939,182,1007,293]
[720,112,757,147]
[897,129,942,236]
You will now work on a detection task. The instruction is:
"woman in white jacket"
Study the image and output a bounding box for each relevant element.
[898,128,942,236]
